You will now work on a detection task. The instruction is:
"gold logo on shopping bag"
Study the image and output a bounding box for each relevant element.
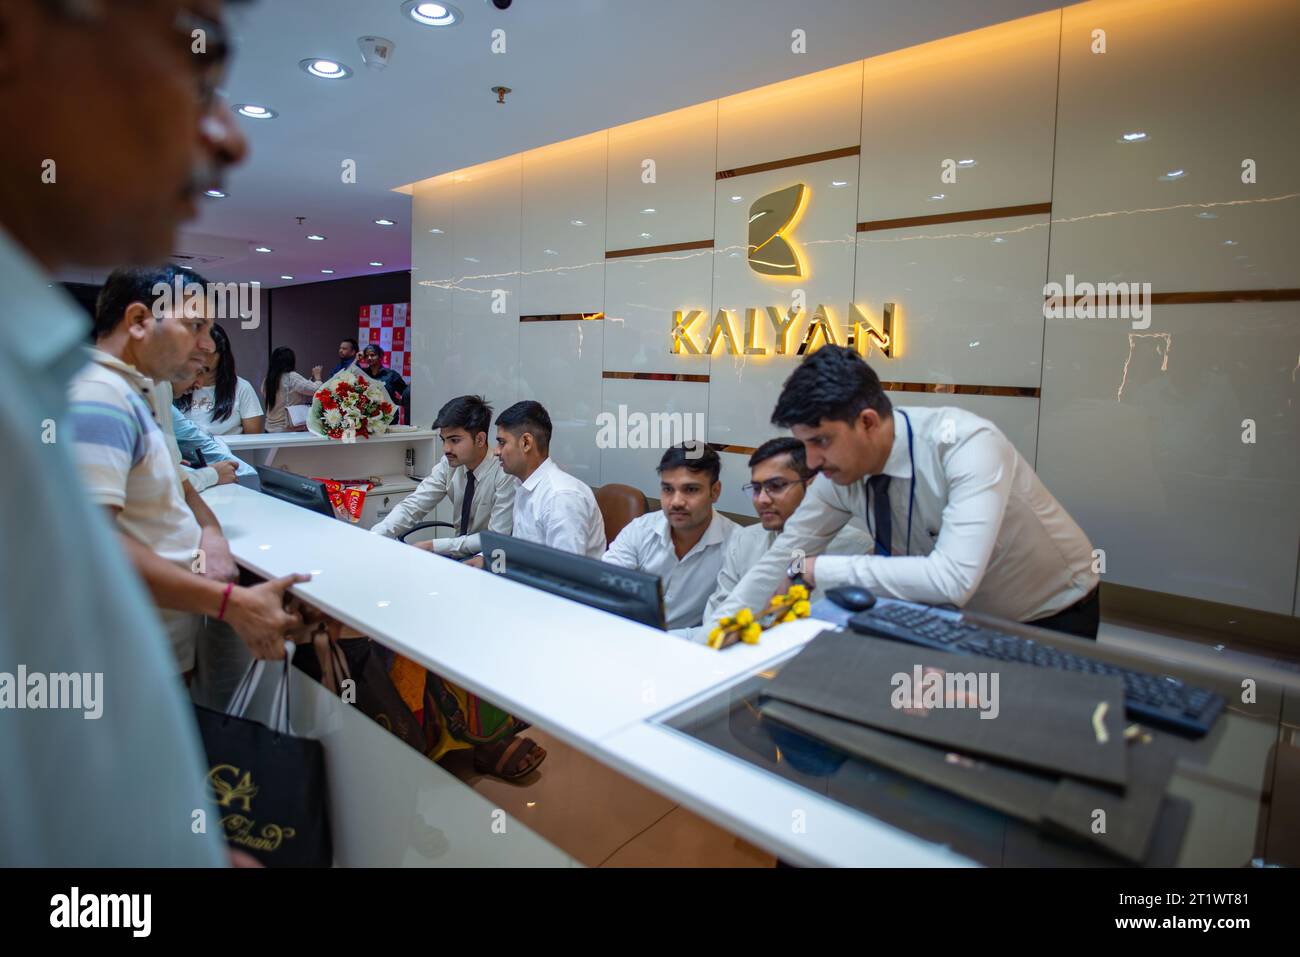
[208,764,258,812]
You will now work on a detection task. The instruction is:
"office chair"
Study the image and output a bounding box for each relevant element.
[593,483,648,543]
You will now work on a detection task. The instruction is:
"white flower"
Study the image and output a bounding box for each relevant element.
[323,408,342,427]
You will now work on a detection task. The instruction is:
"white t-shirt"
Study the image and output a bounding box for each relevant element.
[187,376,262,434]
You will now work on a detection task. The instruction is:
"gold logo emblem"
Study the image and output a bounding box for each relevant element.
[748,184,808,278]
[208,763,259,812]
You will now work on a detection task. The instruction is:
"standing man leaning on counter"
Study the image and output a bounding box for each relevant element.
[0,0,257,865]
[372,394,516,557]
[723,346,1101,638]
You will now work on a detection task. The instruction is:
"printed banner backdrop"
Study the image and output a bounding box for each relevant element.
[358,302,411,382]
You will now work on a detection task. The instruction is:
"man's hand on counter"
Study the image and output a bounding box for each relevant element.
[225,573,313,659]
[463,554,485,569]
[211,460,239,486]
[411,539,436,552]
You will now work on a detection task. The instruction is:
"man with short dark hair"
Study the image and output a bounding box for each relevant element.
[70,265,310,679]
[493,400,605,558]
[603,443,736,630]
[728,346,1100,638]
[0,0,256,865]
[372,394,516,557]
[680,437,870,642]
[330,337,359,377]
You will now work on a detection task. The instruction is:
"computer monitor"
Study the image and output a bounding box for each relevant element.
[478,531,665,630]
[255,465,335,517]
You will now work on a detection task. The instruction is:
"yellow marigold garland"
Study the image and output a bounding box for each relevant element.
[707,584,811,650]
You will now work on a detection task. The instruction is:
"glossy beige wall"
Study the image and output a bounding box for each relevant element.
[408,0,1300,618]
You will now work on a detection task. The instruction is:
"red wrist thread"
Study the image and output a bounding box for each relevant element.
[217,582,233,621]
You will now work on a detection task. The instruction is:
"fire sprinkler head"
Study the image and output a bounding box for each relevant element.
[492,85,511,104]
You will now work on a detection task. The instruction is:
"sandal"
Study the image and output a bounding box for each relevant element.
[474,735,547,780]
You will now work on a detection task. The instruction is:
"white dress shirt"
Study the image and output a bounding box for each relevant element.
[603,509,738,629]
[511,457,606,559]
[674,520,873,643]
[726,406,1099,623]
[371,451,516,556]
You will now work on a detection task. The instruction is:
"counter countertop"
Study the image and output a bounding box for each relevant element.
[224,428,437,450]
[202,483,971,867]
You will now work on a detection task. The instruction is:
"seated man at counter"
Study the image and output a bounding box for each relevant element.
[721,346,1100,638]
[371,394,516,557]
[672,437,870,643]
[69,266,312,695]
[603,443,736,630]
[492,400,606,559]
[358,342,410,425]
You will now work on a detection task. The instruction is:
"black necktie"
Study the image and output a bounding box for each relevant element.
[458,469,477,537]
[868,473,892,557]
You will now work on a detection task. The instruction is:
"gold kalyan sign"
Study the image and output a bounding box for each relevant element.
[671,183,897,358]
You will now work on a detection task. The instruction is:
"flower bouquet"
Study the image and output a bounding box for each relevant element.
[307,369,396,441]
[707,584,812,650]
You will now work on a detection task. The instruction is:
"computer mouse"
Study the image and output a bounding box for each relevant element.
[826,585,877,612]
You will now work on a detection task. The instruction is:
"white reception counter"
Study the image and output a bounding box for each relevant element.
[201,483,973,867]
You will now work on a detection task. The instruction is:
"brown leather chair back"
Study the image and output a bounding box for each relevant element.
[594,483,649,544]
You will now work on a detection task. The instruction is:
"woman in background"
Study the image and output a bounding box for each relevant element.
[176,322,264,434]
[263,346,323,432]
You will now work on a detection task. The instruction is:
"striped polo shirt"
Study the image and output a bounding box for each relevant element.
[68,349,203,669]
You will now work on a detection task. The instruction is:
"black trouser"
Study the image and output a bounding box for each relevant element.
[1027,586,1100,640]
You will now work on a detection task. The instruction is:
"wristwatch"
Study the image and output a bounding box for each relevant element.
[785,555,806,584]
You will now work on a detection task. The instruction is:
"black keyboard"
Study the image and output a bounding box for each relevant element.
[846,602,1225,737]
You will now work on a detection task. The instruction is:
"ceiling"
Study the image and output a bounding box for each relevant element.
[65,0,1062,287]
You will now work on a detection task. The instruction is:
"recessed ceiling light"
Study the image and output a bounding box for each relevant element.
[204,189,226,198]
[235,104,277,119]
[543,249,558,256]
[306,234,326,241]
[992,237,1007,244]
[1120,131,1148,142]
[641,208,656,214]
[374,218,396,226]
[639,232,651,239]
[957,159,977,166]
[300,58,352,80]
[830,180,848,188]
[570,220,585,226]
[369,261,384,266]
[280,275,294,280]
[429,227,444,234]
[929,194,945,201]
[403,1,463,27]
[253,246,273,253]
[1222,239,1237,246]
[1159,169,1186,181]
[730,195,743,203]
[1196,211,1217,219]
[321,269,335,274]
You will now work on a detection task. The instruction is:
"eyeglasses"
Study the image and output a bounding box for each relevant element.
[173,9,233,109]
[742,477,805,498]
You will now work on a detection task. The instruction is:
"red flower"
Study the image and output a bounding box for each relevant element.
[336,381,351,395]
[321,395,337,410]
[380,402,392,415]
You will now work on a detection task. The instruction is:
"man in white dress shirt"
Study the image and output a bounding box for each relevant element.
[678,437,871,643]
[372,395,516,557]
[603,443,737,630]
[493,400,606,558]
[730,346,1100,638]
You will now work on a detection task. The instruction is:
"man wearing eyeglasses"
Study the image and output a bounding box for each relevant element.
[671,437,870,643]
[0,0,265,866]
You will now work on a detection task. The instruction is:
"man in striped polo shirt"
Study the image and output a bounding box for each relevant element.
[69,264,310,692]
